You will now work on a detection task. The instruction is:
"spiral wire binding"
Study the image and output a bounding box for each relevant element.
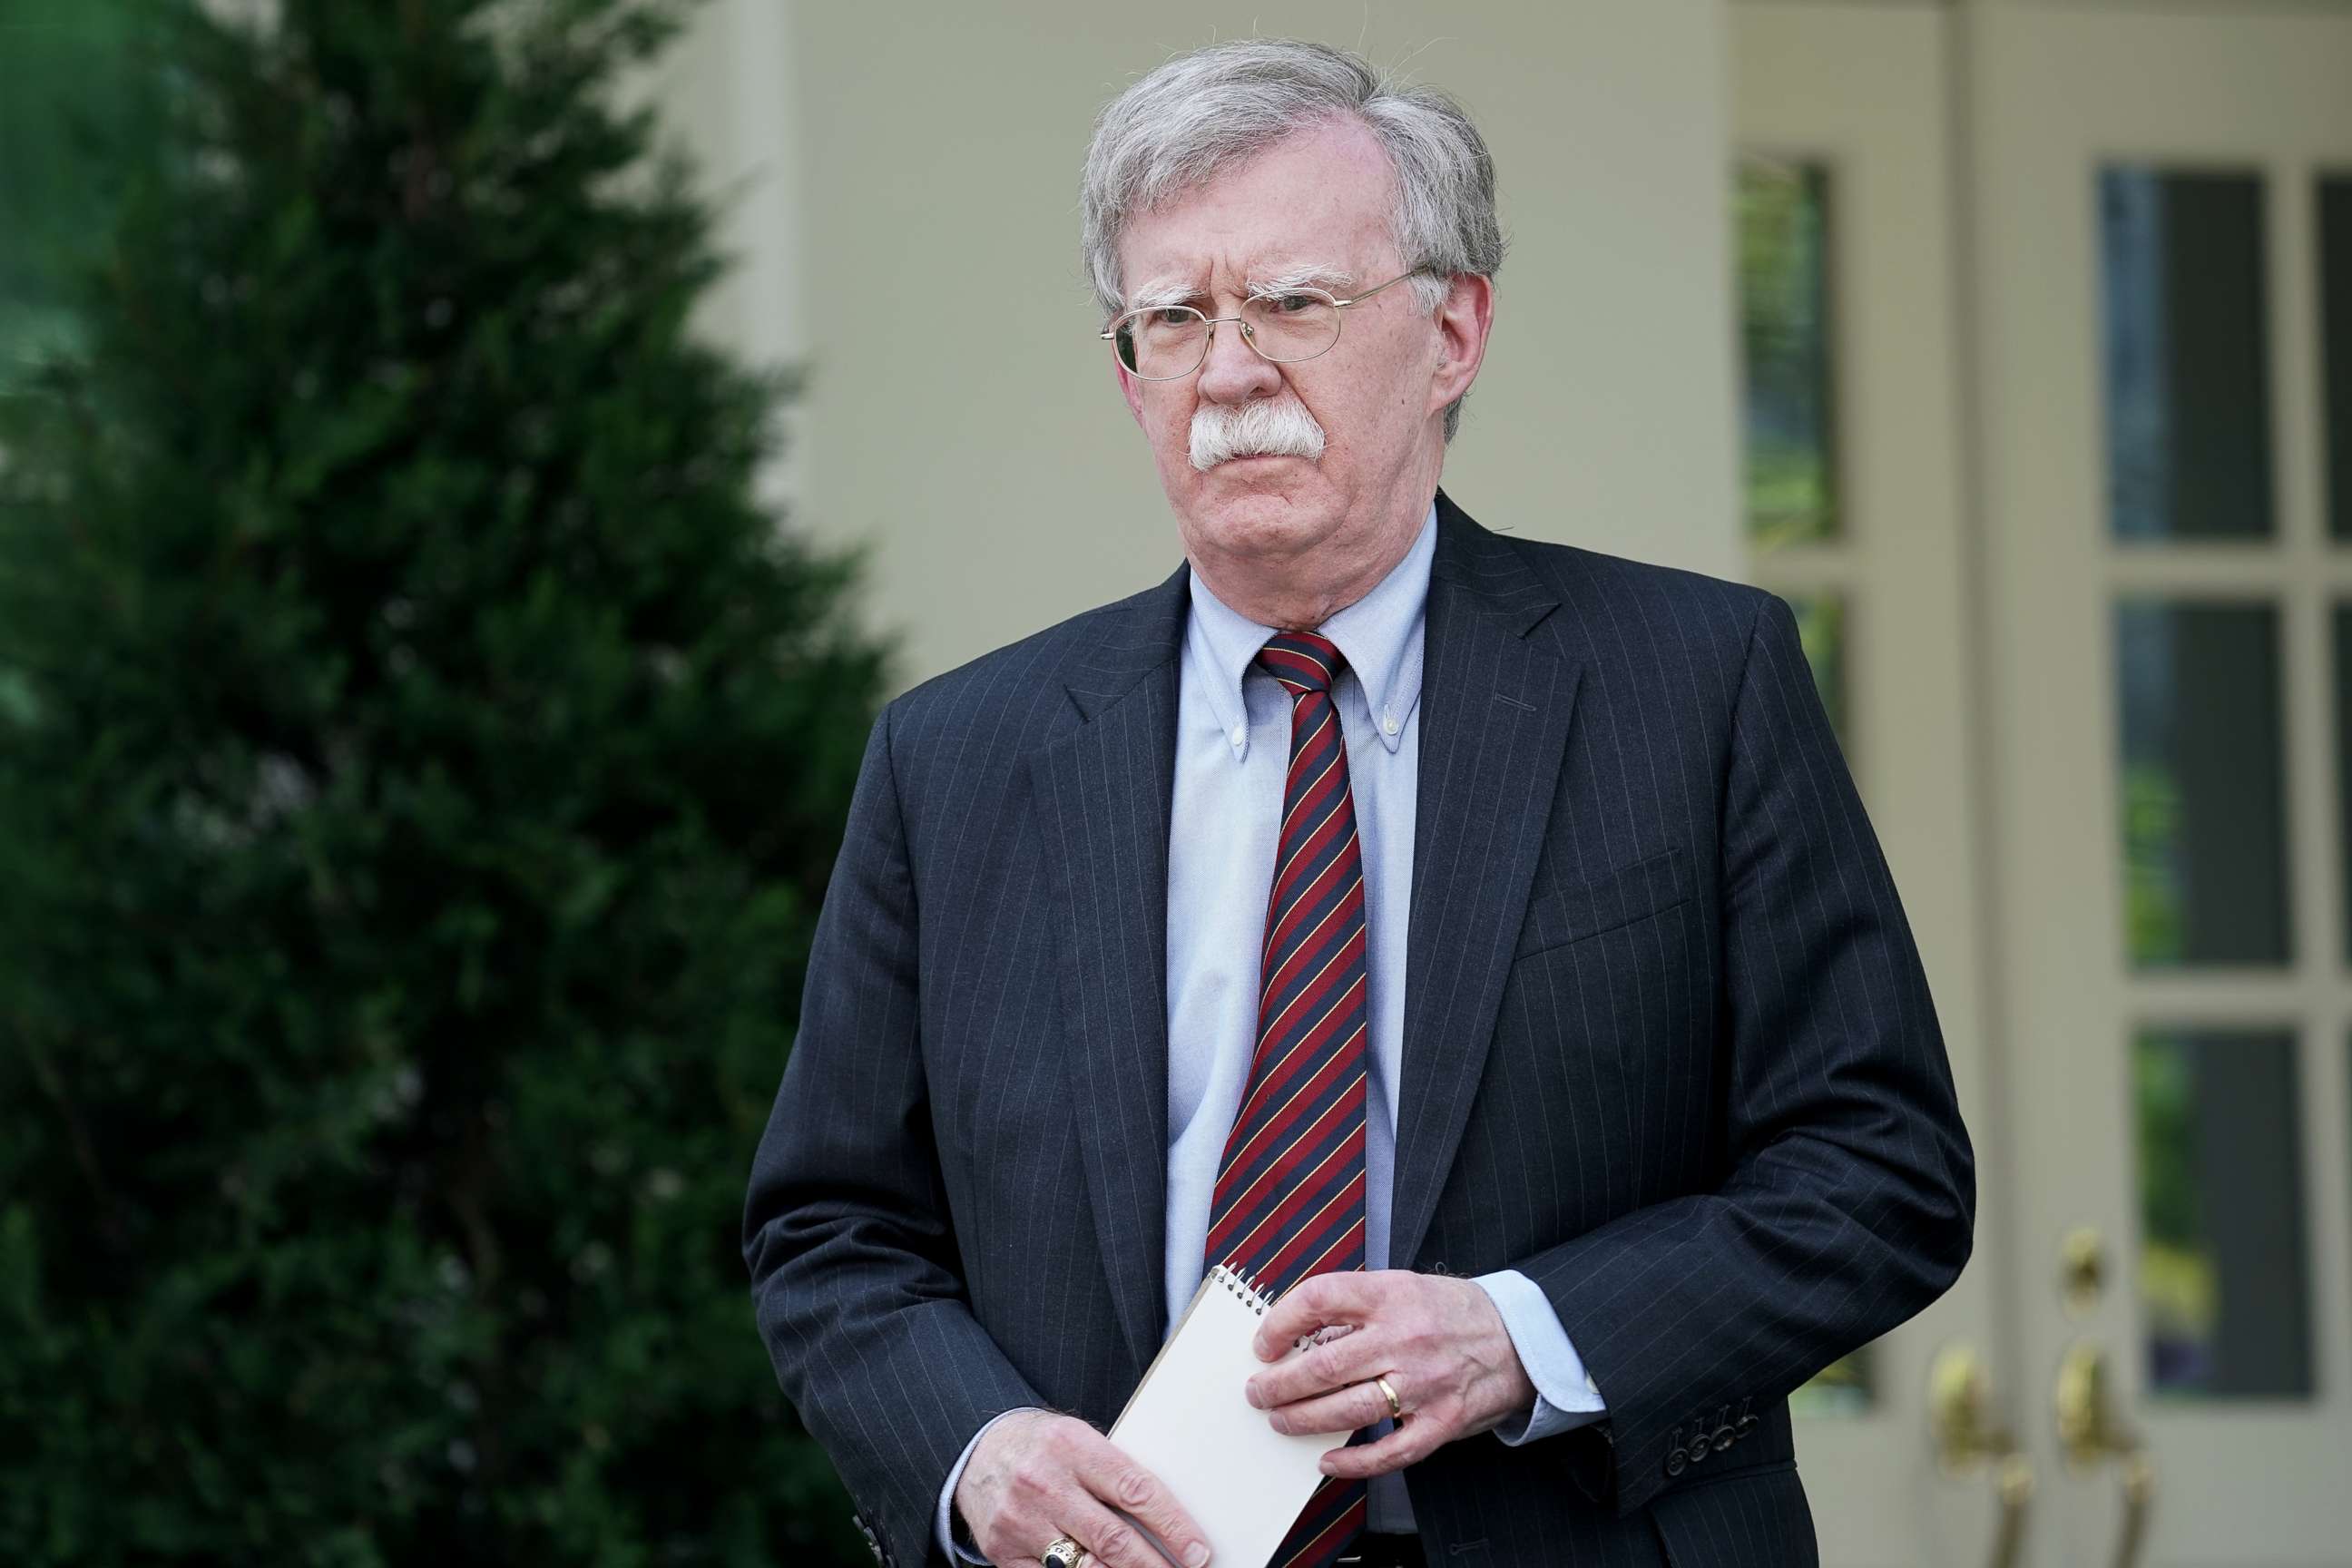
[1211,1262,1361,1355]
[1210,1262,1273,1316]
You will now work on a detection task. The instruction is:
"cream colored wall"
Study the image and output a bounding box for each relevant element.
[658,1,1740,693]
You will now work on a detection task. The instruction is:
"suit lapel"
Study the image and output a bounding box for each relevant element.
[1027,490,1582,1377]
[1028,560,1189,1377]
[1388,490,1583,1274]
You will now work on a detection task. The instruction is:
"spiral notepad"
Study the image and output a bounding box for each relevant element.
[1104,1265,1354,1567]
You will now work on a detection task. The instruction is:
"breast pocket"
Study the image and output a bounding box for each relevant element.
[1513,845,1694,961]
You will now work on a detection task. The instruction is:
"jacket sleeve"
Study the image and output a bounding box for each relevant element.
[743,700,1045,1568]
[1512,590,1975,1517]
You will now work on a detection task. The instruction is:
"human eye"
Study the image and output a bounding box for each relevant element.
[1127,304,1200,332]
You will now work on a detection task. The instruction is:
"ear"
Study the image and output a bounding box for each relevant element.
[1426,272,1494,419]
[1111,350,1145,427]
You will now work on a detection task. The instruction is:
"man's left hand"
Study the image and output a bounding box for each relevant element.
[1244,1269,1538,1479]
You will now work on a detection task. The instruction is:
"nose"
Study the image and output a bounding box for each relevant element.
[1193,311,1283,407]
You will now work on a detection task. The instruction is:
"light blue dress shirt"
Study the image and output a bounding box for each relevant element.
[936,500,1604,1561]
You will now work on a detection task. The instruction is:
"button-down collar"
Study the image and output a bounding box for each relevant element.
[1183,498,1435,762]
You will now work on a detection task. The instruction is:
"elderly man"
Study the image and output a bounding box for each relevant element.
[744,36,1972,1568]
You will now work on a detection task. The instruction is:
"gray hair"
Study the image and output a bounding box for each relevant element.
[1081,38,1504,442]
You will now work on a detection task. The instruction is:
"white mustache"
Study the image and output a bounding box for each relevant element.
[1189,398,1327,472]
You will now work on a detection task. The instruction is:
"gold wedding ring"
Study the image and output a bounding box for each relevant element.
[1374,1374,1404,1422]
[1041,1535,1085,1568]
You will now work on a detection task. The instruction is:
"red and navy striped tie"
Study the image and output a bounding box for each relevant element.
[1204,628,1370,1568]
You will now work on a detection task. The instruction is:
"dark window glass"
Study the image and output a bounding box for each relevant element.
[2101,167,2274,541]
[2115,600,2290,966]
[1790,1346,1872,1417]
[2136,1028,2311,1399]
[1738,156,1840,551]
[2337,606,2352,962]
[2323,176,2352,541]
[1781,593,1849,756]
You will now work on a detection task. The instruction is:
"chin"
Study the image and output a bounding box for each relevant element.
[1179,479,1340,556]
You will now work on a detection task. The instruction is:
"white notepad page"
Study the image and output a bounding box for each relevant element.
[1104,1265,1354,1567]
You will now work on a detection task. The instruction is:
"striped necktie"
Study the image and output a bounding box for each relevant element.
[1203,627,1370,1568]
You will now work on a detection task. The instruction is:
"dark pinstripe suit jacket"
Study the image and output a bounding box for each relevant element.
[743,488,1975,1568]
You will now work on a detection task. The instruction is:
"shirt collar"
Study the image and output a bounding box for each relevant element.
[1184,498,1436,760]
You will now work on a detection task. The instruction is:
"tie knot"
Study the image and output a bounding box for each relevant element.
[1256,630,1345,697]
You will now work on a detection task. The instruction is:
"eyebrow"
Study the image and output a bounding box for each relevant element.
[1252,262,1357,296]
[1122,261,1359,312]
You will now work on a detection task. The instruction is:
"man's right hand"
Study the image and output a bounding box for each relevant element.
[953,1409,1212,1568]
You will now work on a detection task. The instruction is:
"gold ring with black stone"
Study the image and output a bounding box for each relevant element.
[1041,1535,1085,1568]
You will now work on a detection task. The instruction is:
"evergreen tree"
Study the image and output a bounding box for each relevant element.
[0,1,889,1561]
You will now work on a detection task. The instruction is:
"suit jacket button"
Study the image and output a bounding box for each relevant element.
[1665,1448,1689,1477]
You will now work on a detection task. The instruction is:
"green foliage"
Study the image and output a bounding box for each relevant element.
[0,1,892,1561]
[1,0,164,383]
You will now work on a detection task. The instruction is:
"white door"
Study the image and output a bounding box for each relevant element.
[1971,5,2352,1564]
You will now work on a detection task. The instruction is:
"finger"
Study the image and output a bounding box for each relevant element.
[1264,1377,1392,1438]
[1073,1441,1212,1568]
[1056,1492,1196,1568]
[1317,1411,1444,1480]
[1253,1270,1383,1359]
[1245,1323,1389,1411]
[978,1485,1096,1566]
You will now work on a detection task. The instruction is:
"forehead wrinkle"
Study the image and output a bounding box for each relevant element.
[1122,258,1359,312]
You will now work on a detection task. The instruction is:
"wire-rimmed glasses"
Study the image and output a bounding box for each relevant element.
[1100,270,1425,381]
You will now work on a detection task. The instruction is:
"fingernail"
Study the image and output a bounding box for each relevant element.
[1185,1546,1210,1568]
[1243,1383,1261,1408]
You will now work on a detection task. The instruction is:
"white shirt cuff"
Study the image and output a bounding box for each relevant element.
[1470,1269,1608,1446]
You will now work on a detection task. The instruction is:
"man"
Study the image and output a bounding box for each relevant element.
[744,37,1972,1568]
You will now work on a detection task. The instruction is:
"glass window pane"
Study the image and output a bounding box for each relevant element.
[1738,155,1840,551]
[2135,1028,2311,1399]
[2115,600,2290,966]
[2101,167,2274,541]
[1781,593,1849,756]
[1789,1345,1872,1417]
[2337,606,2352,962]
[2324,176,2352,542]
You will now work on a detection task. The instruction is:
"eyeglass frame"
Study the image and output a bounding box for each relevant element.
[1098,269,1430,381]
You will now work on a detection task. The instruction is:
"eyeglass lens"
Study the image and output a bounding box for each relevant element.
[1112,295,1340,377]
